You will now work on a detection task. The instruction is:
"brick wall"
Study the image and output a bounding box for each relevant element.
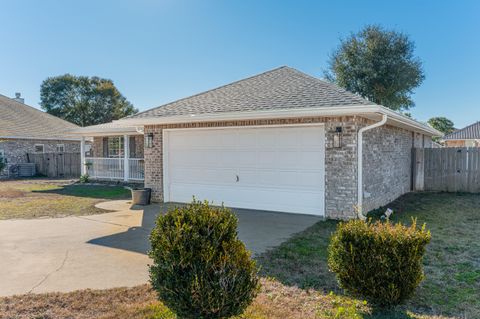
[0,138,80,165]
[142,117,431,219]
[361,121,413,213]
[361,121,434,213]
[91,135,144,158]
[144,116,361,219]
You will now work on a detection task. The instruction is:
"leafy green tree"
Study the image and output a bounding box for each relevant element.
[40,74,137,126]
[427,117,455,135]
[325,25,425,112]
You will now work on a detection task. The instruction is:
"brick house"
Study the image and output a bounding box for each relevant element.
[0,93,81,174]
[442,121,480,147]
[71,67,440,219]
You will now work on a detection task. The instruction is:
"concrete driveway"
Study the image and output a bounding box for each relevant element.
[0,201,321,296]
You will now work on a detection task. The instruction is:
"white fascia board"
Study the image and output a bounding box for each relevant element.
[115,105,380,125]
[71,104,440,137]
[68,127,141,136]
[0,136,83,141]
[114,104,441,136]
[377,106,442,136]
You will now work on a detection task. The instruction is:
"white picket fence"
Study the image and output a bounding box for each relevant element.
[85,157,144,181]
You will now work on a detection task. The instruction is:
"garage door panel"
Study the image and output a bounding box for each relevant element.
[170,167,237,185]
[165,126,325,216]
[297,151,325,168]
[256,131,278,148]
[169,183,323,215]
[237,168,324,189]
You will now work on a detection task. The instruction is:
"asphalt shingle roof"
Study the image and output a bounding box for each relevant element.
[127,66,373,119]
[443,121,480,140]
[0,94,80,140]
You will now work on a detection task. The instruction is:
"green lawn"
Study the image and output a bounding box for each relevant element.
[0,180,131,219]
[0,191,476,318]
[258,192,480,318]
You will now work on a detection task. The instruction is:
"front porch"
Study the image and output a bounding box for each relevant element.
[85,157,144,181]
[80,131,145,182]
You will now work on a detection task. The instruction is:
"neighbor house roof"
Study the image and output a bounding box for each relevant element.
[70,66,441,136]
[128,66,371,119]
[0,94,81,140]
[443,121,480,140]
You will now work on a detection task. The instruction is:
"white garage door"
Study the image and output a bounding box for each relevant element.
[163,125,325,216]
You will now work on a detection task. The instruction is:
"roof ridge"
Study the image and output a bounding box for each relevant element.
[127,66,290,118]
[0,93,79,128]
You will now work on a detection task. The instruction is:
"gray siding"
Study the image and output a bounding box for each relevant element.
[0,139,80,165]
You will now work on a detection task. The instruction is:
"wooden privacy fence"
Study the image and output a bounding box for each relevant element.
[27,152,81,178]
[413,147,480,192]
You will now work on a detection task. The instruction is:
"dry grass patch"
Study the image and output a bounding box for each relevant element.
[0,279,454,319]
[0,179,131,219]
[0,187,25,198]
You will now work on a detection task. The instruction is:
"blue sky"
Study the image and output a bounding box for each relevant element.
[1,0,478,127]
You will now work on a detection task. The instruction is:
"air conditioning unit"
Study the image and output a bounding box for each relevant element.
[8,163,36,177]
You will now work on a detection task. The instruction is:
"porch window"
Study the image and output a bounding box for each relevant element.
[108,137,124,158]
[145,133,153,148]
[34,144,44,153]
[56,144,65,152]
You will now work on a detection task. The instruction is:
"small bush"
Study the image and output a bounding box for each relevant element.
[321,292,366,319]
[149,199,260,319]
[79,174,89,183]
[328,219,431,307]
[0,155,6,173]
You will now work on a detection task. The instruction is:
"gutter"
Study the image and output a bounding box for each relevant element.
[357,114,388,219]
[0,135,83,141]
[111,105,438,134]
[67,104,441,137]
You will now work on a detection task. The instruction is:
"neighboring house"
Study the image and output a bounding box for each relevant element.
[0,93,82,172]
[442,121,480,147]
[431,141,443,148]
[70,66,440,219]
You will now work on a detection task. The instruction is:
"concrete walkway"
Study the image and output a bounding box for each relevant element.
[0,201,321,296]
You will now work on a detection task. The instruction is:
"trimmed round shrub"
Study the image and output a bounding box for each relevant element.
[149,199,260,319]
[328,219,431,307]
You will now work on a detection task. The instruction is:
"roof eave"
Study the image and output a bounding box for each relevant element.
[118,104,440,136]
[0,135,83,141]
[68,126,142,137]
[71,104,441,137]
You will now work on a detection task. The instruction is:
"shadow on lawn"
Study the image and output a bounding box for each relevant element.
[32,184,131,199]
[255,219,341,293]
[363,309,419,319]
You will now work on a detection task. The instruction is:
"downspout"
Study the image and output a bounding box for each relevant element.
[357,114,388,220]
[135,126,144,134]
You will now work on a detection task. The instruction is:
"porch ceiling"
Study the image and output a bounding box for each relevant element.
[69,122,143,137]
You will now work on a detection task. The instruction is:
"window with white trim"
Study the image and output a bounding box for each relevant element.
[108,137,124,158]
[34,144,44,153]
[56,144,65,153]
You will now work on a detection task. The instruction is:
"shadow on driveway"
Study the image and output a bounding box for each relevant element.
[87,203,322,256]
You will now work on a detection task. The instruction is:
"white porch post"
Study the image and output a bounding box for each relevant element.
[124,134,129,182]
[80,136,86,175]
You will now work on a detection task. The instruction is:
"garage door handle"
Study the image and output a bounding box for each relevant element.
[236,175,239,182]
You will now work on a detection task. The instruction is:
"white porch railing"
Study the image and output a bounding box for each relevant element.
[128,158,145,181]
[85,157,144,181]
